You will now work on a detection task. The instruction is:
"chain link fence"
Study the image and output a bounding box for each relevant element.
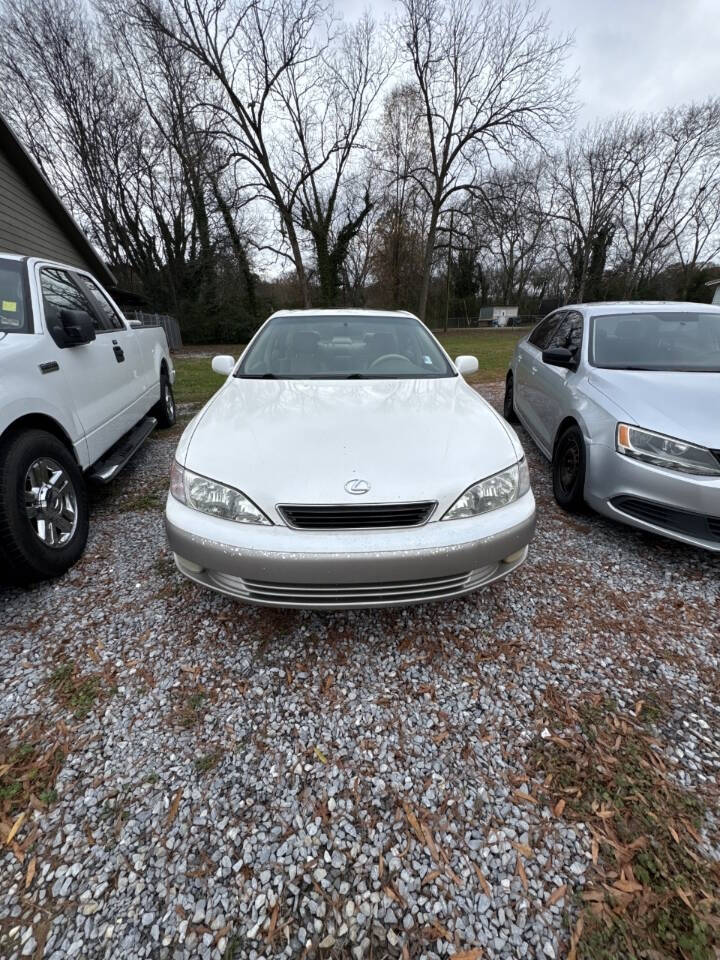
[126,311,183,351]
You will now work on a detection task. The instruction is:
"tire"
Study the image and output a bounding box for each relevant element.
[552,424,587,513]
[0,429,89,584]
[152,372,176,428]
[503,373,519,423]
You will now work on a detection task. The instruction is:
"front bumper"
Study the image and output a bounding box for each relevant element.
[165,491,536,608]
[586,443,720,552]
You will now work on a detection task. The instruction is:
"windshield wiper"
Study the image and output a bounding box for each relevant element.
[344,372,367,379]
[237,372,277,379]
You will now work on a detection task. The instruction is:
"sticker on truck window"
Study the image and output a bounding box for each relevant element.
[2,300,17,312]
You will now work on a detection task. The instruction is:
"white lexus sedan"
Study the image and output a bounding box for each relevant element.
[165,310,535,608]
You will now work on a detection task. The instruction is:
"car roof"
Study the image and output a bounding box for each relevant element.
[566,300,720,315]
[0,253,27,263]
[268,308,420,320]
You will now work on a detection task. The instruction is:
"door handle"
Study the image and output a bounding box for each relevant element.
[112,340,125,363]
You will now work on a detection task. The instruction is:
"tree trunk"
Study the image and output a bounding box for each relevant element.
[418,201,441,322]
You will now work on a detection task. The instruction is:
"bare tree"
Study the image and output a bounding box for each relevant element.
[616,100,720,295]
[547,117,633,301]
[394,0,574,321]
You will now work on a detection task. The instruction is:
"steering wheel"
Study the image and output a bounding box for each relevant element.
[369,353,412,370]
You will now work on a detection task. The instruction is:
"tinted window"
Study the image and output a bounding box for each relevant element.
[547,311,583,352]
[528,313,562,350]
[41,269,102,331]
[78,276,125,331]
[0,261,31,334]
[590,311,720,371]
[237,314,454,379]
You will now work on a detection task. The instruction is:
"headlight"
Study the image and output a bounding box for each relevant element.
[443,458,530,520]
[169,461,271,524]
[616,424,720,477]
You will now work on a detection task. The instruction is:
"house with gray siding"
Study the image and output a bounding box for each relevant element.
[0,113,114,287]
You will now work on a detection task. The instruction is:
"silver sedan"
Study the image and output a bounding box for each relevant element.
[166,309,536,608]
[505,301,720,551]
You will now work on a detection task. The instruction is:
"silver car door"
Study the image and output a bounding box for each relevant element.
[516,312,564,446]
[534,310,584,450]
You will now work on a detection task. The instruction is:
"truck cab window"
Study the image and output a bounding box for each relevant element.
[78,276,125,331]
[40,268,103,331]
[0,261,30,334]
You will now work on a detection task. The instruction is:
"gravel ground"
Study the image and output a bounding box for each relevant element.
[1,383,718,960]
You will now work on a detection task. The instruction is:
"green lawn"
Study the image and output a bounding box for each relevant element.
[173,328,528,406]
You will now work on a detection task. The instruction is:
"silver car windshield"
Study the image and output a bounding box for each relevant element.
[590,311,720,372]
[237,314,455,379]
[0,261,31,334]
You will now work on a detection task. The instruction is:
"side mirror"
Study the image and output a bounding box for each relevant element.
[54,308,96,347]
[455,355,479,376]
[212,355,235,376]
[542,346,577,369]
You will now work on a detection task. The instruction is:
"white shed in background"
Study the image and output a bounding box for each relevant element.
[706,279,720,305]
[478,305,519,327]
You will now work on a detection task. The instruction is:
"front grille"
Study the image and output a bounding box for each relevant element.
[612,496,720,543]
[209,568,494,607]
[278,501,436,530]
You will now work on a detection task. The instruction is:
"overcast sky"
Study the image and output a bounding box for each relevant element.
[337,0,720,124]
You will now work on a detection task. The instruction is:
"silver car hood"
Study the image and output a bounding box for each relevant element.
[183,376,519,514]
[589,369,720,449]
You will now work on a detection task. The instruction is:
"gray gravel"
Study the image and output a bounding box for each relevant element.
[1,383,718,959]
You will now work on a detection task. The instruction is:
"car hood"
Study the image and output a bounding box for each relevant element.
[588,369,720,449]
[182,377,519,517]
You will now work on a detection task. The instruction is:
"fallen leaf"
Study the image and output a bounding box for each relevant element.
[567,915,584,960]
[6,812,26,845]
[166,788,183,826]
[473,863,492,898]
[25,856,36,889]
[451,950,484,959]
[591,839,599,864]
[547,884,567,906]
[516,856,528,892]
[612,878,644,894]
[553,798,566,817]
[512,842,533,859]
[313,746,328,764]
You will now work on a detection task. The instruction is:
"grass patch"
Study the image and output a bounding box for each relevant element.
[195,750,223,774]
[529,690,719,959]
[49,660,116,720]
[172,327,527,406]
[0,724,68,820]
[49,663,100,719]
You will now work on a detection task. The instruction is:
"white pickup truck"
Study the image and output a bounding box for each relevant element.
[0,254,176,584]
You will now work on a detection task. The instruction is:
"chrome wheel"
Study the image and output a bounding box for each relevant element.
[164,384,175,420]
[24,457,78,548]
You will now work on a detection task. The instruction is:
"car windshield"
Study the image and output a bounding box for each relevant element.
[590,311,720,371]
[0,261,31,334]
[236,313,454,379]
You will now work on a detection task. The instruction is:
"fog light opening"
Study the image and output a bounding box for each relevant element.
[176,554,204,574]
[502,547,527,565]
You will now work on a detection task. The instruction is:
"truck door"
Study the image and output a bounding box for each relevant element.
[37,266,137,463]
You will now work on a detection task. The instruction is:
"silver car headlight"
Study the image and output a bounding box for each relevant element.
[443,458,530,520]
[616,424,720,477]
[170,461,271,524]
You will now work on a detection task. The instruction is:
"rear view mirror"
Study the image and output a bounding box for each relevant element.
[542,346,577,369]
[52,308,96,348]
[212,355,235,376]
[455,355,479,376]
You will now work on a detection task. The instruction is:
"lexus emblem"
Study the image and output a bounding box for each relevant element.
[345,478,371,495]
